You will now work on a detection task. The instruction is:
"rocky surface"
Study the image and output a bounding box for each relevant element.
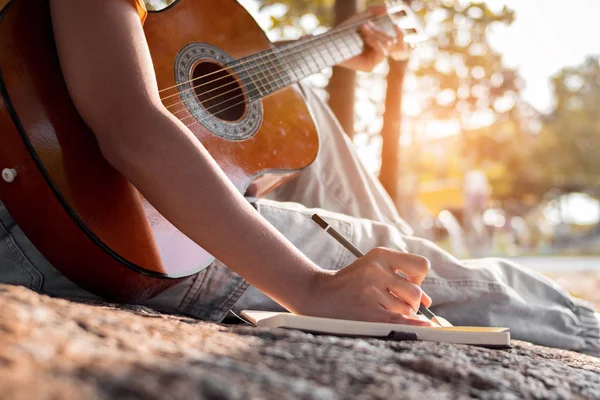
[0,284,599,400]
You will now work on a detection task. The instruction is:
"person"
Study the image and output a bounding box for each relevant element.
[0,0,598,356]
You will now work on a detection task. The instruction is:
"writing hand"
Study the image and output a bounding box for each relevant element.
[302,247,434,326]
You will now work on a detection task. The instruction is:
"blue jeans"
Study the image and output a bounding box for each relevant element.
[1,84,598,356]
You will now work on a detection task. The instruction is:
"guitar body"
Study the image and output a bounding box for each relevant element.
[0,0,319,302]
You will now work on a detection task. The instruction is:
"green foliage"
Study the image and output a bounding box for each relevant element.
[255,0,517,126]
[537,55,600,197]
[413,1,517,125]
[252,0,524,200]
[250,1,600,207]
[464,123,548,204]
[483,55,600,204]
[256,0,412,31]
[257,0,336,28]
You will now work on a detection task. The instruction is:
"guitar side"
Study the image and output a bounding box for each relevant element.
[0,0,318,302]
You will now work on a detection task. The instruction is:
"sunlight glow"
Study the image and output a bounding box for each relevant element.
[545,193,600,226]
[487,0,600,112]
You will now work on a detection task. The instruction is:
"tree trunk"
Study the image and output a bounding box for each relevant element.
[379,59,408,205]
[327,0,365,138]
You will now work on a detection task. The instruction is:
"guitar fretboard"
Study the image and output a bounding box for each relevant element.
[230,13,401,101]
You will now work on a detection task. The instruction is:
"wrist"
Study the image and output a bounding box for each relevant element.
[288,267,334,316]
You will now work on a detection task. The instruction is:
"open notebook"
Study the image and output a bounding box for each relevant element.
[241,311,511,348]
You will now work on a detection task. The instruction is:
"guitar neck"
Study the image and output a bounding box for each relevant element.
[233,12,400,101]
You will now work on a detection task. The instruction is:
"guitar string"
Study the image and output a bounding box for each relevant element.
[165,34,355,117]
[171,17,418,124]
[163,30,358,114]
[164,14,419,118]
[173,19,411,126]
[173,34,363,127]
[163,9,417,128]
[157,12,390,98]
[166,29,365,119]
[158,13,394,101]
[176,21,423,128]
[164,19,423,117]
[162,16,405,117]
[177,64,330,130]
[181,29,422,131]
[178,13,423,127]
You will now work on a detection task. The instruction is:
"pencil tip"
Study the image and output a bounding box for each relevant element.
[432,316,454,328]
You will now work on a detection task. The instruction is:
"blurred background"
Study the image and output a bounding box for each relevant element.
[150,0,600,308]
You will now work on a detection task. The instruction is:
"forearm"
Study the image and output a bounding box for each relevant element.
[49,0,434,325]
[49,0,321,313]
[102,107,322,313]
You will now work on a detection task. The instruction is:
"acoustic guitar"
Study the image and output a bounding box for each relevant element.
[0,0,423,302]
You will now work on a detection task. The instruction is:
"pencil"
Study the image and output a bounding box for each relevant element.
[311,213,451,327]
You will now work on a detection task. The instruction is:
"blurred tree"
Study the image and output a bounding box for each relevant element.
[327,0,365,137]
[461,119,547,208]
[380,59,408,203]
[412,1,517,129]
[254,0,521,210]
[537,55,600,198]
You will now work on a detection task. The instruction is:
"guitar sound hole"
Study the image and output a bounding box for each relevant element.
[192,61,246,122]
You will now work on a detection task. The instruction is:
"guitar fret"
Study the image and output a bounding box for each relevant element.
[322,36,340,65]
[295,42,314,77]
[245,12,407,100]
[275,47,301,83]
[303,44,321,75]
[318,46,335,67]
[314,38,329,71]
[343,33,360,58]
[281,43,300,80]
[320,41,337,65]
[264,50,285,94]
[347,31,364,58]
[349,32,363,50]
[296,39,318,77]
[328,34,348,64]
[272,52,289,91]
[354,32,364,47]
[239,58,265,99]
[334,36,346,61]
[338,33,353,57]
[251,56,274,95]
[282,48,300,81]
[278,50,295,87]
[259,53,277,95]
